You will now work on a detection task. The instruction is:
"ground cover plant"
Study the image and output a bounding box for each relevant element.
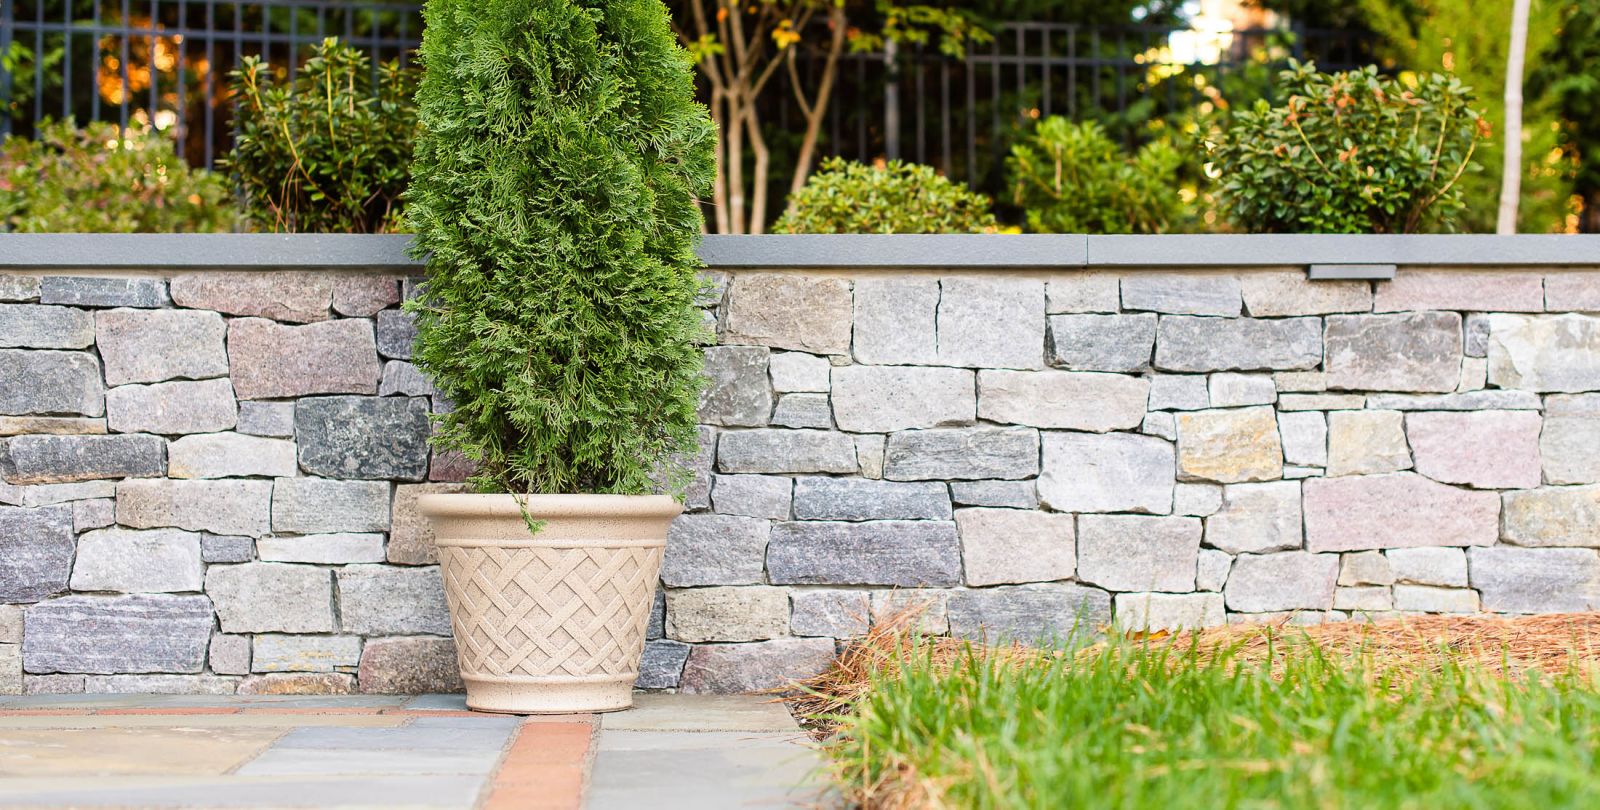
[405,0,714,495]
[798,614,1600,809]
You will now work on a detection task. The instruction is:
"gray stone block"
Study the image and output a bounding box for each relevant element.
[332,276,401,318]
[1277,410,1327,467]
[237,401,296,438]
[1392,585,1478,613]
[792,477,951,521]
[296,396,430,481]
[336,565,451,636]
[1148,374,1209,411]
[168,272,334,322]
[209,633,251,676]
[724,275,852,355]
[0,350,103,416]
[709,475,791,519]
[768,352,831,393]
[0,504,73,602]
[1204,481,1302,555]
[716,429,857,475]
[0,479,115,507]
[95,308,228,386]
[949,480,1037,509]
[1364,391,1541,410]
[387,482,468,565]
[947,584,1110,645]
[207,563,335,633]
[1386,547,1468,587]
[23,594,213,674]
[1197,548,1232,591]
[106,379,237,435]
[648,590,665,639]
[1,433,165,484]
[666,586,790,643]
[69,528,204,593]
[1469,547,1600,613]
[358,636,463,694]
[253,635,362,673]
[1121,274,1241,316]
[1224,552,1339,612]
[378,361,438,398]
[39,276,171,308]
[660,513,771,587]
[768,520,961,586]
[678,637,836,694]
[1238,270,1370,316]
[1325,312,1462,393]
[883,427,1039,481]
[200,534,255,563]
[1487,313,1600,392]
[1540,416,1600,484]
[683,426,714,511]
[1501,485,1600,547]
[1076,514,1200,592]
[0,275,40,303]
[1047,313,1156,372]
[257,533,386,564]
[271,477,391,534]
[852,277,937,364]
[635,639,691,689]
[1155,316,1322,372]
[1208,373,1276,407]
[117,478,273,537]
[71,497,114,532]
[228,318,381,400]
[770,393,832,429]
[1115,592,1227,631]
[1338,551,1394,586]
[1464,313,1491,357]
[699,346,771,427]
[831,365,975,432]
[977,370,1148,431]
[936,277,1046,369]
[1046,273,1120,314]
[0,304,94,349]
[789,590,870,638]
[957,508,1075,586]
[167,432,297,479]
[1037,432,1173,514]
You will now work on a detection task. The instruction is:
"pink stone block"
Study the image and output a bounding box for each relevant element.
[1374,270,1544,313]
[1303,472,1499,552]
[1545,270,1600,312]
[1406,410,1543,489]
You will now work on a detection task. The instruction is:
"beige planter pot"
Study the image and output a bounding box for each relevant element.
[417,493,679,714]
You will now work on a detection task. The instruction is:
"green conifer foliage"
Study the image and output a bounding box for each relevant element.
[406,0,715,495]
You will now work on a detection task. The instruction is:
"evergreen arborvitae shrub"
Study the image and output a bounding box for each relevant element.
[406,0,714,495]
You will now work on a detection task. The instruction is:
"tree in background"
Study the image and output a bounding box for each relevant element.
[671,0,987,234]
[1531,0,1600,231]
[1499,0,1533,232]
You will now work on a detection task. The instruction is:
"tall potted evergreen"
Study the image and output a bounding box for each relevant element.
[406,0,714,713]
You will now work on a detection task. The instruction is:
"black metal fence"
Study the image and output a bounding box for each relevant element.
[0,0,422,166]
[0,1,1361,191]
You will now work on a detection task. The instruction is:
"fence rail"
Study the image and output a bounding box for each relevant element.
[0,2,1361,192]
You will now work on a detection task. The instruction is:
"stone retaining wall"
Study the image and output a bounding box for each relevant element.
[3,238,1600,696]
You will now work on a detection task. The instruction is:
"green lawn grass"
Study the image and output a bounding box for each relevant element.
[812,634,1600,809]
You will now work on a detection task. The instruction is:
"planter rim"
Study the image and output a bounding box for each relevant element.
[416,492,682,520]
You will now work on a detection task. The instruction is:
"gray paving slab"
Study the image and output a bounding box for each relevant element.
[236,747,504,776]
[0,693,410,709]
[605,693,800,733]
[269,717,517,752]
[0,774,485,809]
[401,693,470,711]
[588,730,829,810]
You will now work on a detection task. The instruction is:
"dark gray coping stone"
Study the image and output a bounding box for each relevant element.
[0,234,1596,270]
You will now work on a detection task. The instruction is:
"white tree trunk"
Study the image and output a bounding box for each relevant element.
[1497,0,1532,234]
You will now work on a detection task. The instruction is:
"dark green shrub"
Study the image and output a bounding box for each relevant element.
[227,38,417,233]
[774,158,998,234]
[0,119,232,233]
[1007,117,1185,234]
[1212,61,1488,233]
[406,0,714,495]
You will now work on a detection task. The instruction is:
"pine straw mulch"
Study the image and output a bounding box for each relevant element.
[784,611,1600,730]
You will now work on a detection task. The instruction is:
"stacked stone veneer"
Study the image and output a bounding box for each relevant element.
[4,263,1600,696]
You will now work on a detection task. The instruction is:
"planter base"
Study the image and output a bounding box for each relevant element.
[463,676,636,714]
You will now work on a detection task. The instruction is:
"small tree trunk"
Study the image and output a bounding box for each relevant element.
[708,88,731,234]
[788,7,848,200]
[1498,0,1531,234]
[726,91,747,234]
[745,104,771,234]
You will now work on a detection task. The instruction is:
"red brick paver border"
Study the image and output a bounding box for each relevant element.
[481,718,597,810]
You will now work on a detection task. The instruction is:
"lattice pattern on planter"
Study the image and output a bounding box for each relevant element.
[436,545,663,679]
